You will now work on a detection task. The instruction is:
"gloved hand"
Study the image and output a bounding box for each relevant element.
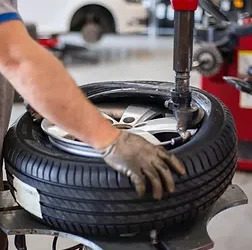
[101,131,186,200]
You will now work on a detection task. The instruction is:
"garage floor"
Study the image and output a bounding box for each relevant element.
[5,35,252,250]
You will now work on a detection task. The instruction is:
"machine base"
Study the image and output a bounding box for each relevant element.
[0,185,248,250]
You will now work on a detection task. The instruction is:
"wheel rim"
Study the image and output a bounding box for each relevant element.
[41,104,197,158]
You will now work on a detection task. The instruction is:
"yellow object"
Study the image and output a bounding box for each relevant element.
[233,0,244,9]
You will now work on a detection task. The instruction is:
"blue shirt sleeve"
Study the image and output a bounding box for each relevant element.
[0,12,21,23]
[0,0,21,24]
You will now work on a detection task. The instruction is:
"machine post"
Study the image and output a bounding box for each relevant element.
[172,0,199,99]
[170,0,200,131]
[173,11,194,104]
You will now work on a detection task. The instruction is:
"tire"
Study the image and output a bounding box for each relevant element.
[4,81,237,238]
[71,7,115,43]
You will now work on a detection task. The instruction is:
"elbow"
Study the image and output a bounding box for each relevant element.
[0,37,38,76]
[0,21,38,75]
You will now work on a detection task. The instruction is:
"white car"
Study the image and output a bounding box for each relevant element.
[18,0,148,43]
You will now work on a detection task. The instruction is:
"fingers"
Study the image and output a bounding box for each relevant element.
[153,160,175,193]
[130,173,146,197]
[142,168,163,200]
[158,148,186,175]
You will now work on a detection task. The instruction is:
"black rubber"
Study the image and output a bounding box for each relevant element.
[4,81,237,238]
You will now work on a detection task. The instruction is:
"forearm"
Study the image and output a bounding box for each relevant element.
[0,22,119,149]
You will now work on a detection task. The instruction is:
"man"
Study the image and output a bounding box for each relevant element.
[0,0,186,249]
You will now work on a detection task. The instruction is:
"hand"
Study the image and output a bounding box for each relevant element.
[101,131,186,200]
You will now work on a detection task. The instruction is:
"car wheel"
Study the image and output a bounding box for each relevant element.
[81,22,103,44]
[4,81,237,238]
[71,7,115,44]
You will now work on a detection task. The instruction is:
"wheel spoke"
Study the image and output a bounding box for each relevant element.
[133,117,177,134]
[119,105,160,126]
[128,130,161,145]
[102,113,119,125]
[42,98,198,158]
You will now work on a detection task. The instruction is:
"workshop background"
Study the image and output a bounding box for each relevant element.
[3,0,252,249]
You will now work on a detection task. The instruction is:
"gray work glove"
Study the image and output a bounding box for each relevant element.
[101,131,186,200]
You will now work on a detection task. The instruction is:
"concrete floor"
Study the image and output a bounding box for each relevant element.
[5,35,252,250]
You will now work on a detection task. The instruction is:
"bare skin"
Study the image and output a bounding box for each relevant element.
[0,21,120,150]
[0,21,185,201]
[0,19,187,250]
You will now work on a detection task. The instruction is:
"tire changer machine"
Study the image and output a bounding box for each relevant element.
[0,1,248,250]
[194,3,252,171]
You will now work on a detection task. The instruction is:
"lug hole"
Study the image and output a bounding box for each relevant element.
[123,117,135,124]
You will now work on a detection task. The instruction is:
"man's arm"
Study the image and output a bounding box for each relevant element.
[0,20,186,200]
[0,21,120,149]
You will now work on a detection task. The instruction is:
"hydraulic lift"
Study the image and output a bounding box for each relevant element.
[0,0,248,249]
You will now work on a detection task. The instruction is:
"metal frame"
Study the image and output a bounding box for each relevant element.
[0,185,248,250]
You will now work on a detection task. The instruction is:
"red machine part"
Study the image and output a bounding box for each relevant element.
[202,36,252,171]
[38,37,59,49]
[171,0,199,11]
[243,17,252,25]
